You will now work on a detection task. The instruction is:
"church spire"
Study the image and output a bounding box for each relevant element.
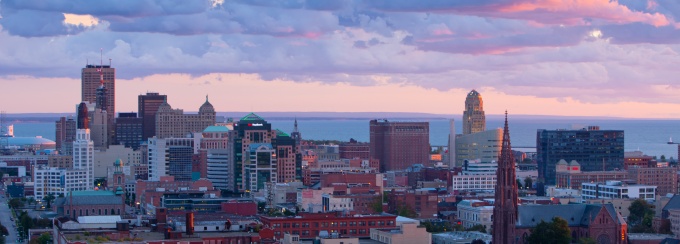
[294,117,299,133]
[492,110,518,244]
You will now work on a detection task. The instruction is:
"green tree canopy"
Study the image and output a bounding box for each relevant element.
[524,177,533,189]
[628,199,654,233]
[526,217,571,244]
[465,224,487,233]
[43,194,56,209]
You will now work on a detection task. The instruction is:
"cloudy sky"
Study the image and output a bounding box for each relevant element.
[2,0,680,118]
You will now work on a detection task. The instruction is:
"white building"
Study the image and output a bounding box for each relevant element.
[581,181,657,201]
[73,129,94,190]
[450,175,496,191]
[147,136,198,181]
[33,167,89,199]
[298,187,334,213]
[321,193,354,212]
[457,200,494,232]
[206,149,231,189]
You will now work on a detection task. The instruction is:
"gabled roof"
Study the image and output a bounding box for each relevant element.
[517,204,621,228]
[664,195,680,212]
[56,195,123,206]
[241,112,265,121]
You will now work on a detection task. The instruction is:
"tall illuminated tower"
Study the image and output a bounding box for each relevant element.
[463,90,485,135]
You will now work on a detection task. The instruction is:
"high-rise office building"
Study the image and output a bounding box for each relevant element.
[81,64,115,144]
[202,126,231,190]
[463,90,485,135]
[73,129,94,190]
[115,112,143,150]
[492,112,517,244]
[229,113,301,192]
[155,96,216,139]
[448,119,456,166]
[55,117,76,155]
[77,103,89,130]
[138,92,167,140]
[454,129,502,166]
[537,126,624,185]
[369,120,430,172]
[147,137,198,181]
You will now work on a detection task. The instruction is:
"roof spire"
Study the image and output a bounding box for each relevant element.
[294,117,299,133]
[206,94,209,103]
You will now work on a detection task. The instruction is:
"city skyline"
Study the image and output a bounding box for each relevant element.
[3,1,680,118]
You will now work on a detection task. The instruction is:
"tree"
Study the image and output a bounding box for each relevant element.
[421,221,453,233]
[524,177,533,189]
[628,199,654,233]
[396,205,416,218]
[43,194,55,209]
[29,232,51,244]
[8,198,23,209]
[516,179,523,189]
[578,237,596,244]
[526,217,571,244]
[660,155,667,162]
[466,224,487,233]
[369,195,383,213]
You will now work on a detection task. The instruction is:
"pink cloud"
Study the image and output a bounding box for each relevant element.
[491,0,671,27]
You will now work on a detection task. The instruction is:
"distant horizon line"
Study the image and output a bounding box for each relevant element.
[0,111,676,120]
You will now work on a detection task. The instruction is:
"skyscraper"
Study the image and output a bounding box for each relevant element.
[55,117,76,155]
[463,90,485,135]
[77,103,89,130]
[73,129,94,190]
[81,64,115,144]
[537,126,624,185]
[228,113,301,192]
[492,112,517,244]
[369,120,430,171]
[138,92,167,140]
[448,119,456,166]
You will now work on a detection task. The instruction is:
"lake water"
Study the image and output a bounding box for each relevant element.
[11,118,680,158]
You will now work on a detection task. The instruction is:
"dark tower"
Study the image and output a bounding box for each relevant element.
[77,102,89,130]
[290,118,301,147]
[492,111,517,244]
[96,84,107,110]
[138,92,167,140]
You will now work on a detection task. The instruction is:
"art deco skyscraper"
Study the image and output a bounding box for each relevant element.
[82,64,115,144]
[463,90,485,135]
[492,112,518,244]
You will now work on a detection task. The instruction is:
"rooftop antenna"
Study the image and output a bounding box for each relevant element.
[99,48,104,86]
[109,58,112,66]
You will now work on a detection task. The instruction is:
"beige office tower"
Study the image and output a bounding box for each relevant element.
[155,96,216,139]
[463,90,485,135]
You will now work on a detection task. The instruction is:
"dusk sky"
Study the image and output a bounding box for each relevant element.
[2,0,680,118]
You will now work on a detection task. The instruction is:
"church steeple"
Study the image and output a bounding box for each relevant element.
[492,110,518,244]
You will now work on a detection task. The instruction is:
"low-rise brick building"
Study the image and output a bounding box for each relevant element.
[260,211,397,239]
